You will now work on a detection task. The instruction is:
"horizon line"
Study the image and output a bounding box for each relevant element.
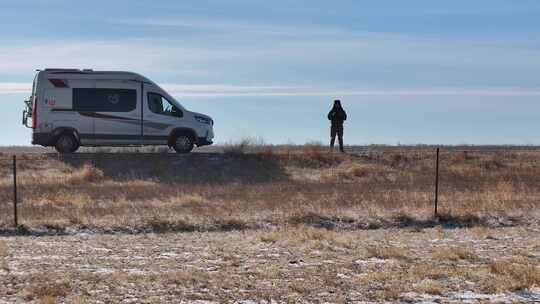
[2,82,540,97]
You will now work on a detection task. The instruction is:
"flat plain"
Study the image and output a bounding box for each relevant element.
[0,145,538,303]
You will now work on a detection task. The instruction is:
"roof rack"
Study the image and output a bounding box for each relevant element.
[44,68,82,72]
[43,68,94,72]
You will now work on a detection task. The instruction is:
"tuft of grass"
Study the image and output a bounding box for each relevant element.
[223,137,266,155]
[322,160,390,182]
[259,230,280,243]
[259,226,355,250]
[172,194,208,206]
[480,154,506,170]
[302,141,326,157]
[0,240,7,272]
[414,279,443,295]
[257,264,282,280]
[288,280,311,295]
[39,296,57,304]
[164,268,210,286]
[467,226,493,239]
[366,245,408,260]
[485,260,540,292]
[0,240,6,257]
[371,287,400,301]
[449,151,468,164]
[25,280,71,301]
[431,246,477,261]
[66,164,104,185]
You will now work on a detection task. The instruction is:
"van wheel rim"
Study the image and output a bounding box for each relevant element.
[58,137,73,151]
[175,137,191,151]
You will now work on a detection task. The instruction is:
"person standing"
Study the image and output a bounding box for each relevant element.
[327,99,347,152]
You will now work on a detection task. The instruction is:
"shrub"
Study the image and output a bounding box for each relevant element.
[223,137,265,155]
[66,164,104,185]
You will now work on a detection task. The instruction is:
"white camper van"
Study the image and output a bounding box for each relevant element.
[22,69,214,153]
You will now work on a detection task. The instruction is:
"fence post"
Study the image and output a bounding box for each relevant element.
[434,147,440,218]
[13,155,18,227]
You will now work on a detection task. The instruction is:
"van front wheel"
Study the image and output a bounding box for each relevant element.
[55,134,79,153]
[172,135,194,154]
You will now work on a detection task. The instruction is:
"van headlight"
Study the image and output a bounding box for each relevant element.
[195,115,212,125]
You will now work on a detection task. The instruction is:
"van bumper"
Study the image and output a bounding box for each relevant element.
[32,133,53,146]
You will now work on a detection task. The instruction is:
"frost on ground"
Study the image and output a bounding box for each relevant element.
[0,225,538,303]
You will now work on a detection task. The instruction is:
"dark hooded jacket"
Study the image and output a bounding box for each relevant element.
[328,105,347,127]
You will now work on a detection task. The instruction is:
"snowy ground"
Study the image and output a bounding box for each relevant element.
[0,225,538,303]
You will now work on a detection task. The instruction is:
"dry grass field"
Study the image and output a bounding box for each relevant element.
[0,145,539,303]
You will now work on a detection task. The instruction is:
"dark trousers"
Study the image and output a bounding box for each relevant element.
[330,125,344,152]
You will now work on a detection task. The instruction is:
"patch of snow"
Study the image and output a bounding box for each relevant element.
[18,254,64,260]
[402,289,540,304]
[126,269,149,275]
[517,287,540,301]
[337,273,349,279]
[448,290,502,300]
[92,247,112,252]
[158,252,179,258]
[93,267,114,274]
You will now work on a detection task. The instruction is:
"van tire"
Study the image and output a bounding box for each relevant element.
[55,134,79,153]
[172,135,194,154]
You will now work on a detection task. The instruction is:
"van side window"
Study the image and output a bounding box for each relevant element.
[73,88,136,112]
[147,93,183,118]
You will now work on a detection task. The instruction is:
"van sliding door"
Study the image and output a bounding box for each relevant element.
[83,80,141,145]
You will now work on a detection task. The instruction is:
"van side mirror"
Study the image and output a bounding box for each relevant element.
[171,107,183,118]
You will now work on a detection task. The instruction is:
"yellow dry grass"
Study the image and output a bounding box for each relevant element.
[414,279,443,295]
[366,245,408,260]
[485,259,540,292]
[64,163,104,185]
[39,296,57,304]
[431,246,477,261]
[163,268,211,285]
[0,148,539,231]
[1,224,538,302]
[0,240,6,257]
[0,240,7,272]
[24,279,71,301]
[259,225,356,250]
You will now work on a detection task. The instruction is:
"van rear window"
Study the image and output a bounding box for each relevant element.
[73,88,136,112]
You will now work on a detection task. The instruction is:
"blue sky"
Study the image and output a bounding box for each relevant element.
[1,0,540,145]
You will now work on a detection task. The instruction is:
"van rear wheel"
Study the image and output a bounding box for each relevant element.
[173,135,194,154]
[55,134,79,153]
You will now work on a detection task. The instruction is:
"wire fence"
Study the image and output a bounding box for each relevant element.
[1,147,540,230]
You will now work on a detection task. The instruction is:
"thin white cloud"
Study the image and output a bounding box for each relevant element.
[164,85,540,97]
[0,82,30,94]
[0,40,222,72]
[1,19,540,93]
[111,17,356,38]
[3,82,540,97]
[1,31,538,79]
[110,16,540,51]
